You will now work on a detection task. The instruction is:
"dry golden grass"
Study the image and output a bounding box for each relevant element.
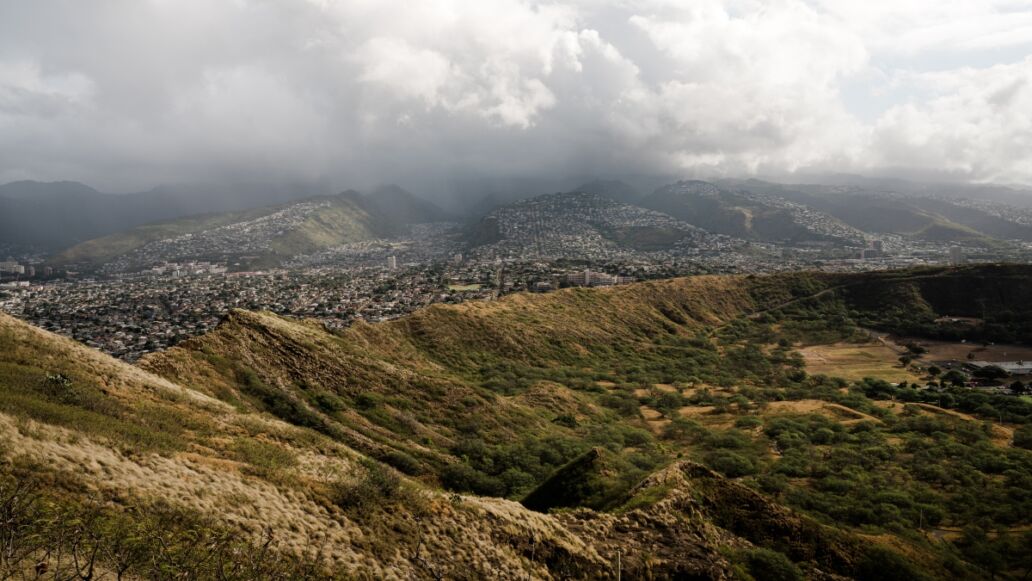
[0,312,688,579]
[762,399,881,424]
[799,342,924,383]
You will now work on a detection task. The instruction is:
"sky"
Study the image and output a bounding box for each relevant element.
[1,0,1030,193]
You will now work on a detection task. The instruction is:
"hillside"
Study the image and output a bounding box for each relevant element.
[640,180,865,244]
[0,180,326,250]
[364,184,452,224]
[53,193,393,271]
[4,266,1032,577]
[0,303,911,579]
[464,191,722,257]
[570,180,642,204]
[725,180,1032,243]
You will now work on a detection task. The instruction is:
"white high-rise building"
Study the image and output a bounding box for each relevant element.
[0,262,24,275]
[387,255,397,270]
[948,246,966,266]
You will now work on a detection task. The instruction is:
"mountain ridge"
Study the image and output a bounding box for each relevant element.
[5,266,1032,577]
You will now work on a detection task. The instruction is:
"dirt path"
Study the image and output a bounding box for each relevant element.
[763,400,881,424]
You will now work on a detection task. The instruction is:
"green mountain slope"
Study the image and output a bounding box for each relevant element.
[52,206,276,265]
[0,306,930,580]
[640,180,861,243]
[53,193,391,269]
[464,191,714,255]
[726,180,1032,243]
[5,265,1032,578]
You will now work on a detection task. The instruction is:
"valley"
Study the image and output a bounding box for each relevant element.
[6,4,1032,578]
[1,265,1031,579]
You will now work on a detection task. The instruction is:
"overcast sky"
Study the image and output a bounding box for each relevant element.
[1,0,1031,192]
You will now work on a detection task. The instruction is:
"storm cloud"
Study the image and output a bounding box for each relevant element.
[1,0,1031,192]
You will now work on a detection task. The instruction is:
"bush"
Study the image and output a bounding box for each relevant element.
[734,416,763,429]
[706,451,756,477]
[739,548,802,581]
[330,460,403,513]
[1014,424,1032,450]
[440,463,505,497]
[312,392,345,413]
[855,546,929,581]
[381,450,422,475]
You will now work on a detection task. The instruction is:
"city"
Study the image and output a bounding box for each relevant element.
[2,187,1026,362]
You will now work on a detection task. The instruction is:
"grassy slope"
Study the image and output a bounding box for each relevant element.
[0,311,618,579]
[9,265,1032,577]
[7,307,905,579]
[143,264,1032,578]
[53,207,276,265]
[53,195,383,266]
[267,197,381,256]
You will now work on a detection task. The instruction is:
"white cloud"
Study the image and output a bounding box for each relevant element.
[870,57,1032,184]
[0,0,1029,190]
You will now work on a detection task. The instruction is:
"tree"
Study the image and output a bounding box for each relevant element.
[927,365,942,377]
[942,369,968,387]
[1014,425,1032,450]
[972,365,1008,382]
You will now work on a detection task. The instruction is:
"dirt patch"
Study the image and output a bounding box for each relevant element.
[679,405,717,417]
[639,405,671,434]
[799,342,923,383]
[640,406,663,420]
[912,339,1032,363]
[676,405,736,428]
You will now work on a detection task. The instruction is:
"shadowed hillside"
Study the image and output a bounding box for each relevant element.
[53,193,393,269]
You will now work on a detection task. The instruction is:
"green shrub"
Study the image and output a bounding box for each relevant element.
[232,438,297,475]
[312,392,346,413]
[381,450,422,475]
[1014,424,1032,450]
[855,546,929,581]
[739,548,803,581]
[330,460,403,513]
[735,416,763,429]
[706,451,757,477]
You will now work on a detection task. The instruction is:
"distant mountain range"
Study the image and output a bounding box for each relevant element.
[49,185,449,269]
[467,178,1032,253]
[0,180,330,250]
[722,179,1032,243]
[9,176,1032,266]
[639,180,865,244]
